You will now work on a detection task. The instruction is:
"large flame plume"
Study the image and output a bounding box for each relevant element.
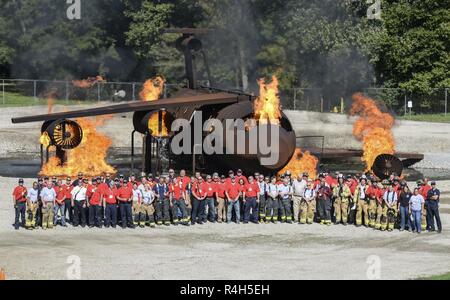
[254,76,282,125]
[40,116,116,177]
[350,93,395,171]
[279,148,318,179]
[139,76,169,137]
[72,76,106,88]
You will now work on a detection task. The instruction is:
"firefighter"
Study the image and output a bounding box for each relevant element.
[316,176,332,225]
[141,184,156,228]
[154,177,171,226]
[54,179,67,227]
[265,177,279,223]
[12,179,27,230]
[419,179,431,231]
[375,180,389,229]
[170,177,189,226]
[204,175,217,223]
[354,177,370,227]
[26,182,39,229]
[257,175,268,223]
[71,179,88,228]
[292,173,308,223]
[36,177,44,227]
[191,176,208,225]
[131,182,143,226]
[426,181,442,233]
[243,176,260,224]
[366,179,382,227]
[40,181,56,229]
[300,180,316,224]
[277,177,293,223]
[88,178,103,228]
[225,176,241,224]
[332,176,351,225]
[382,184,398,231]
[215,175,227,223]
[116,179,134,229]
[103,181,118,228]
[63,177,73,224]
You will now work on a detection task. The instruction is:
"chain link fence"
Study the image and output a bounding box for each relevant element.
[281,87,449,116]
[0,78,183,105]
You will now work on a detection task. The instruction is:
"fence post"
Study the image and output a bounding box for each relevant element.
[404,92,407,116]
[132,83,136,101]
[65,80,69,104]
[2,79,5,105]
[444,88,448,116]
[293,88,297,110]
[33,80,37,101]
[97,83,101,102]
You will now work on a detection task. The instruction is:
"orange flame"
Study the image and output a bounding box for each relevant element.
[350,93,395,171]
[0,268,5,280]
[139,76,169,137]
[73,76,106,89]
[254,76,282,125]
[40,116,116,177]
[279,148,319,179]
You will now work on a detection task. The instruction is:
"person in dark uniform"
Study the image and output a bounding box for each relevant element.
[36,177,44,227]
[426,181,442,233]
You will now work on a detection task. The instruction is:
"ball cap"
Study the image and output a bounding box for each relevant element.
[431,181,436,185]
[19,178,24,183]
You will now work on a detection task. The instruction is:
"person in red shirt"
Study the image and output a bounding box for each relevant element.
[12,178,27,230]
[116,179,134,229]
[226,176,241,224]
[215,175,227,223]
[103,181,118,228]
[191,176,208,225]
[204,175,217,223]
[169,177,189,226]
[54,179,67,227]
[235,169,248,185]
[243,176,260,224]
[62,177,73,224]
[87,178,103,228]
[177,169,190,195]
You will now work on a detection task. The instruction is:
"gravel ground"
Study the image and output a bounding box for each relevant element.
[1,176,449,280]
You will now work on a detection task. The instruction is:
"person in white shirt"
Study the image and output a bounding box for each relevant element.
[71,180,88,227]
[40,181,56,229]
[140,184,156,228]
[266,177,279,223]
[26,182,40,229]
[409,188,425,234]
[301,180,316,224]
[382,185,398,231]
[292,173,308,223]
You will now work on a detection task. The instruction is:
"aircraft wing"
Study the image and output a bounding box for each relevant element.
[11,92,240,124]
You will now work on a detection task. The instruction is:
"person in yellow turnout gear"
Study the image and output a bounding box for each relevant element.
[366,179,382,228]
[332,176,351,225]
[381,183,398,231]
[26,182,40,229]
[300,180,316,224]
[354,177,370,227]
[375,180,390,229]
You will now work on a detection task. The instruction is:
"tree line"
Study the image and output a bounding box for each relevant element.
[0,0,448,100]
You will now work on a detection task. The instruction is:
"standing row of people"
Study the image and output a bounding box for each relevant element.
[12,169,443,233]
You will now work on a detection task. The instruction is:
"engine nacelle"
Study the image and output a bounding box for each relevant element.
[40,119,83,150]
[372,154,404,180]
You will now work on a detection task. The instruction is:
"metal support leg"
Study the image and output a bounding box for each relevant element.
[131,130,136,173]
[40,144,44,168]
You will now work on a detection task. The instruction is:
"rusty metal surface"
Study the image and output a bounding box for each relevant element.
[11,92,240,124]
[303,147,424,161]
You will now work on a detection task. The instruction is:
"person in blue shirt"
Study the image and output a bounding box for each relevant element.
[426,182,442,233]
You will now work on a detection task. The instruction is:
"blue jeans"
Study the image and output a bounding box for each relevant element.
[54,203,66,226]
[399,206,411,230]
[227,201,240,223]
[412,210,422,233]
[205,197,216,222]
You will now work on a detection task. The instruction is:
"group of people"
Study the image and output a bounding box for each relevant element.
[12,168,443,234]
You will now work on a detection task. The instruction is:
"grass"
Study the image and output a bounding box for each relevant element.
[0,92,97,107]
[398,113,450,123]
[418,272,450,280]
